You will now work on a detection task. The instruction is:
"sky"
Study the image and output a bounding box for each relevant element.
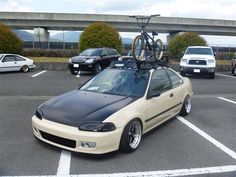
[1,0,236,46]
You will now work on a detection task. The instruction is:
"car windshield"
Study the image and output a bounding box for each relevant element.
[0,54,3,60]
[80,69,150,97]
[79,49,102,56]
[185,48,213,55]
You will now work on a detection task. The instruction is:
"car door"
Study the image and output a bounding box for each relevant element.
[100,49,110,67]
[107,49,120,63]
[0,55,19,72]
[165,68,185,109]
[144,69,178,131]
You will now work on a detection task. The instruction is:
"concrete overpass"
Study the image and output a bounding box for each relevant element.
[1,11,236,42]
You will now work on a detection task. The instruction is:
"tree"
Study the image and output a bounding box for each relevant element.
[0,23,23,53]
[168,32,207,59]
[79,22,123,53]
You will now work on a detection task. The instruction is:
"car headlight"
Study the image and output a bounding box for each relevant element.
[79,122,116,132]
[181,58,188,63]
[35,109,43,120]
[85,58,95,64]
[208,60,215,64]
[68,58,72,63]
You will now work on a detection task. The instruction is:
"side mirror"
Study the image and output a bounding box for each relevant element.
[147,90,161,99]
[214,52,216,56]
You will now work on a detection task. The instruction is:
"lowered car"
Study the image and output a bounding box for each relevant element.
[68,48,120,75]
[32,60,193,154]
[0,54,35,72]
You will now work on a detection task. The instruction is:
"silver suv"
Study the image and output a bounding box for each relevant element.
[180,46,216,79]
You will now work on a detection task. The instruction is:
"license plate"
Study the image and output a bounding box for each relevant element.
[73,64,79,68]
[193,69,200,73]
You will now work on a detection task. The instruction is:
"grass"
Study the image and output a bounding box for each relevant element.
[29,57,68,63]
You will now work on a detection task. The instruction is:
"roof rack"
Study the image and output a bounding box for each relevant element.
[109,57,169,70]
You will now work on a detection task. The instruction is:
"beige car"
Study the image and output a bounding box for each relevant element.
[32,60,193,154]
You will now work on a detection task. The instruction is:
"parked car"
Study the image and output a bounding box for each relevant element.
[32,60,193,154]
[231,56,236,76]
[180,46,216,79]
[0,54,35,72]
[68,48,120,75]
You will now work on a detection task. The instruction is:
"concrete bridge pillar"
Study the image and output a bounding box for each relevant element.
[34,27,49,42]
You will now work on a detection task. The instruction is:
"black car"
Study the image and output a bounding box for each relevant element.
[68,48,121,75]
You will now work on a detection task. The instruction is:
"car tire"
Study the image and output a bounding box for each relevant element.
[21,65,29,73]
[180,71,185,77]
[119,119,142,153]
[93,63,102,74]
[233,67,236,76]
[209,73,215,79]
[69,68,77,75]
[179,95,191,116]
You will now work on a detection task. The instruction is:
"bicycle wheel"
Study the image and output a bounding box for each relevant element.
[132,35,146,61]
[153,39,164,60]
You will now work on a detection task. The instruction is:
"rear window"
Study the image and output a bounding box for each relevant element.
[185,48,213,55]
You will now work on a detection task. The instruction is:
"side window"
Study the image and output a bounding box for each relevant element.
[16,56,26,61]
[2,55,16,62]
[166,69,183,88]
[149,69,172,94]
[108,49,118,56]
[101,49,108,56]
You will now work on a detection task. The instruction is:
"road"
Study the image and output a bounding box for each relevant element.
[0,69,236,177]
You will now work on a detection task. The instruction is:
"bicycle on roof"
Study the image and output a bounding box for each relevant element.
[130,14,164,62]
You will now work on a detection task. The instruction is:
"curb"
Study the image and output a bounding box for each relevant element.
[34,62,232,72]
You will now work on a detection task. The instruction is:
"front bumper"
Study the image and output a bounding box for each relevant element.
[32,116,123,154]
[180,66,215,74]
[68,63,95,72]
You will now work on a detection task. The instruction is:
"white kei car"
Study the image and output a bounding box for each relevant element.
[0,54,35,72]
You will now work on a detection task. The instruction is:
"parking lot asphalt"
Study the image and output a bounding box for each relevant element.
[0,69,236,177]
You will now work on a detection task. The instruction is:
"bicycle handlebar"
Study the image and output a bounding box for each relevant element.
[129,14,160,29]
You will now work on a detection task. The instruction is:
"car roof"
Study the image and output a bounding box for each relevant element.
[187,46,212,49]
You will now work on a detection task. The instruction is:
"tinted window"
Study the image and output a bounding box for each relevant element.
[185,48,213,55]
[108,49,118,56]
[80,69,149,97]
[16,56,26,61]
[2,55,16,62]
[80,49,102,56]
[166,69,183,88]
[101,49,107,56]
[149,69,172,93]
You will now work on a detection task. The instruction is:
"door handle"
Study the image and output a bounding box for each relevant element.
[170,93,174,97]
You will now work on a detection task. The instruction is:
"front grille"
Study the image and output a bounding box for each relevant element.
[40,131,76,148]
[188,60,206,65]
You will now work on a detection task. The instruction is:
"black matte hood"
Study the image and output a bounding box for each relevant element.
[39,90,137,127]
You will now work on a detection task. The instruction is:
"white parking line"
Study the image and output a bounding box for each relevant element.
[56,150,71,175]
[31,70,47,78]
[76,71,81,78]
[218,97,236,105]
[177,116,236,160]
[216,73,236,79]
[2,165,236,177]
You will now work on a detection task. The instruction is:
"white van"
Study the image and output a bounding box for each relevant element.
[180,46,216,79]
